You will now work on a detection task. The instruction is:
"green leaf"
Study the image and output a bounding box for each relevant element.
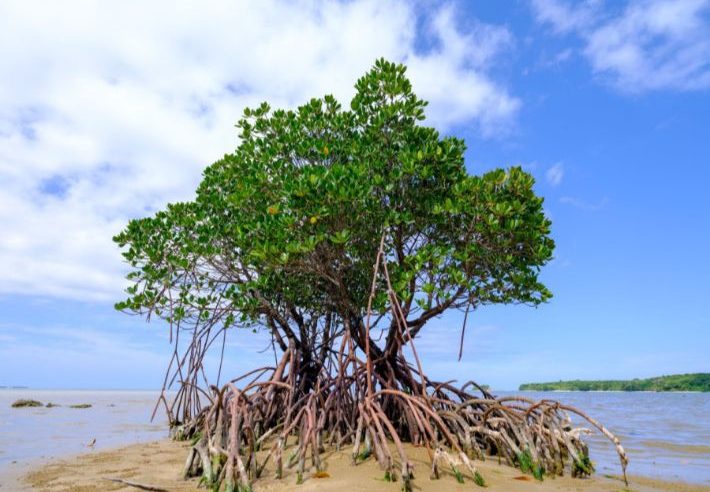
[113,59,555,393]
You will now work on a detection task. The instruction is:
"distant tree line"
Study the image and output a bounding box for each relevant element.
[519,373,709,392]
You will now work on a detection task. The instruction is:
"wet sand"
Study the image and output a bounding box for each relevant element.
[7,439,708,492]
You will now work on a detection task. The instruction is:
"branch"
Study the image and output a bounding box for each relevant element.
[102,478,168,491]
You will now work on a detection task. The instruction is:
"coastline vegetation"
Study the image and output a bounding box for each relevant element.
[519,373,709,392]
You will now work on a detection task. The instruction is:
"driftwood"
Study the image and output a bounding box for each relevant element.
[102,477,168,491]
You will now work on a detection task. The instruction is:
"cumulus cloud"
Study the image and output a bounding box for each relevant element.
[531,0,710,92]
[0,1,519,302]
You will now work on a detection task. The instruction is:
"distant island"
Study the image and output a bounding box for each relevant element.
[519,373,709,392]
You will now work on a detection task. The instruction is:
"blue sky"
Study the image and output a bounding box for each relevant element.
[1,0,708,390]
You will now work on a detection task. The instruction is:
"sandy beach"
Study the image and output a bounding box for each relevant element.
[2,439,705,492]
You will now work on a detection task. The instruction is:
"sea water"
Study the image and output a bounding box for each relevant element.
[0,390,167,470]
[0,389,708,484]
[507,390,710,484]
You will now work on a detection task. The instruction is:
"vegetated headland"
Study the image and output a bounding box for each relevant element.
[519,373,709,392]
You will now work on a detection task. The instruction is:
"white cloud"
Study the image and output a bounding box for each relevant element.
[0,0,519,302]
[408,6,520,136]
[530,0,601,34]
[545,162,565,186]
[531,0,710,92]
[543,48,574,67]
[560,195,610,210]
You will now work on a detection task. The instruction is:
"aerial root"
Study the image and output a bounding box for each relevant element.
[173,345,628,491]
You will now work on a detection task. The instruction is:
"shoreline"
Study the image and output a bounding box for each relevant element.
[6,439,709,492]
[517,389,707,393]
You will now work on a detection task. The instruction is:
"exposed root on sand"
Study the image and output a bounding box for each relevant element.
[161,242,628,491]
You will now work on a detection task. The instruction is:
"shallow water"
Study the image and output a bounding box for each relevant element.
[0,390,167,470]
[506,391,710,484]
[0,389,708,485]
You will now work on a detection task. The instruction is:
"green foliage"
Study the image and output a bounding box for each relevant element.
[517,448,544,481]
[211,453,226,473]
[287,451,298,467]
[573,453,595,476]
[114,59,554,353]
[519,373,710,392]
[517,448,533,474]
[190,431,203,446]
[473,470,486,487]
[357,446,372,462]
[452,466,465,484]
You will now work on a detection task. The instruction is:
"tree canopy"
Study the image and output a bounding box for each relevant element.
[114,58,553,366]
[109,61,635,492]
